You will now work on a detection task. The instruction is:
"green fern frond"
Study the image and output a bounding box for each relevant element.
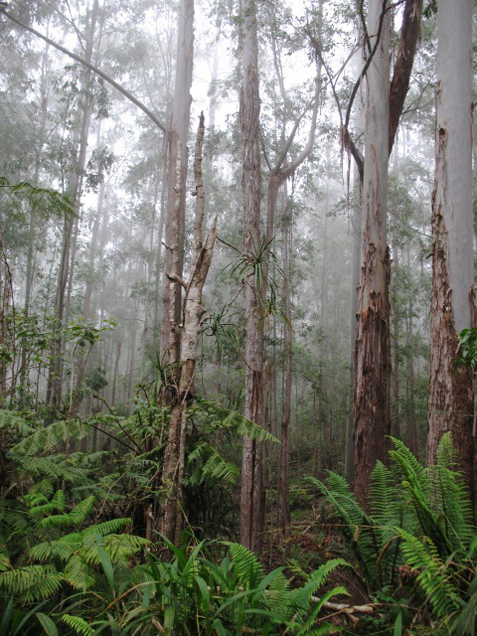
[103,533,149,560]
[429,434,475,552]
[397,528,459,619]
[223,541,264,589]
[29,539,75,563]
[0,553,11,572]
[188,444,239,485]
[218,408,280,443]
[11,419,88,455]
[0,409,35,436]
[297,585,349,635]
[308,474,377,582]
[0,565,63,601]
[81,518,131,537]
[61,614,95,636]
[292,558,349,617]
[62,554,95,591]
[17,455,91,484]
[28,490,66,518]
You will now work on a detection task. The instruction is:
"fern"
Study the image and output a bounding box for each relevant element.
[0,410,34,437]
[222,541,264,590]
[11,419,89,455]
[430,433,474,553]
[187,443,239,485]
[0,565,64,601]
[61,614,95,636]
[308,474,378,584]
[397,529,459,619]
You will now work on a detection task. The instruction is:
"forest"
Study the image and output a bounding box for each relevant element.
[1,0,476,633]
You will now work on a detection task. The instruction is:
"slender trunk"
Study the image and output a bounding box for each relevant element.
[161,114,217,542]
[239,0,264,554]
[279,216,292,550]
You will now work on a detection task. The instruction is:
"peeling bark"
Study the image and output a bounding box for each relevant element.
[354,0,391,506]
[427,0,474,498]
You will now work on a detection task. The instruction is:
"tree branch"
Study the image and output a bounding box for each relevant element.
[0,7,167,134]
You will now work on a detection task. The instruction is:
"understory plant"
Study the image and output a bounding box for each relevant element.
[311,434,477,634]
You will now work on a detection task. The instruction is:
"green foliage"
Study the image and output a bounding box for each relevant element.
[456,327,477,372]
[316,434,477,634]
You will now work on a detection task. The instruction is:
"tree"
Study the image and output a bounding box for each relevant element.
[427,0,475,498]
[353,0,391,505]
[352,0,422,502]
[158,0,195,543]
[239,0,264,554]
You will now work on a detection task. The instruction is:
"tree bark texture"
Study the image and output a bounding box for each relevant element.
[239,0,264,555]
[354,0,391,506]
[161,114,217,543]
[160,0,194,369]
[427,0,475,498]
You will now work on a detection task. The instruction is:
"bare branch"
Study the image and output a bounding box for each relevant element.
[0,8,167,134]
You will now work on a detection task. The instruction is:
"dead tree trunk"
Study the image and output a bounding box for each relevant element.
[161,113,217,542]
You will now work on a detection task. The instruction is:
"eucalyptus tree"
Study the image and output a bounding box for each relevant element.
[350,0,422,502]
[238,0,264,554]
[427,0,475,498]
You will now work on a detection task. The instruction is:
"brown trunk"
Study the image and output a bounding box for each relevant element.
[279,218,292,551]
[354,0,391,506]
[239,0,264,555]
[388,0,422,153]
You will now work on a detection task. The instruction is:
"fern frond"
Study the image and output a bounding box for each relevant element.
[219,408,280,443]
[308,474,377,582]
[430,433,475,553]
[62,554,95,591]
[11,420,88,455]
[292,558,349,617]
[103,533,149,560]
[0,409,35,436]
[29,539,75,563]
[61,614,95,636]
[0,565,63,601]
[187,444,239,485]
[397,528,459,619]
[223,541,264,589]
[81,518,131,537]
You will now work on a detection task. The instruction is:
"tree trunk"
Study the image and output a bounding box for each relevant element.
[354,0,391,505]
[427,0,475,499]
[239,0,264,555]
[161,114,217,543]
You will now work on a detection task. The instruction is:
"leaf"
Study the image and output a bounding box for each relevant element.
[36,613,59,636]
[60,615,94,636]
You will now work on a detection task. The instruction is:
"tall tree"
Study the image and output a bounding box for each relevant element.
[427,0,475,497]
[239,0,264,554]
[159,0,195,542]
[351,0,422,501]
[353,0,391,504]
